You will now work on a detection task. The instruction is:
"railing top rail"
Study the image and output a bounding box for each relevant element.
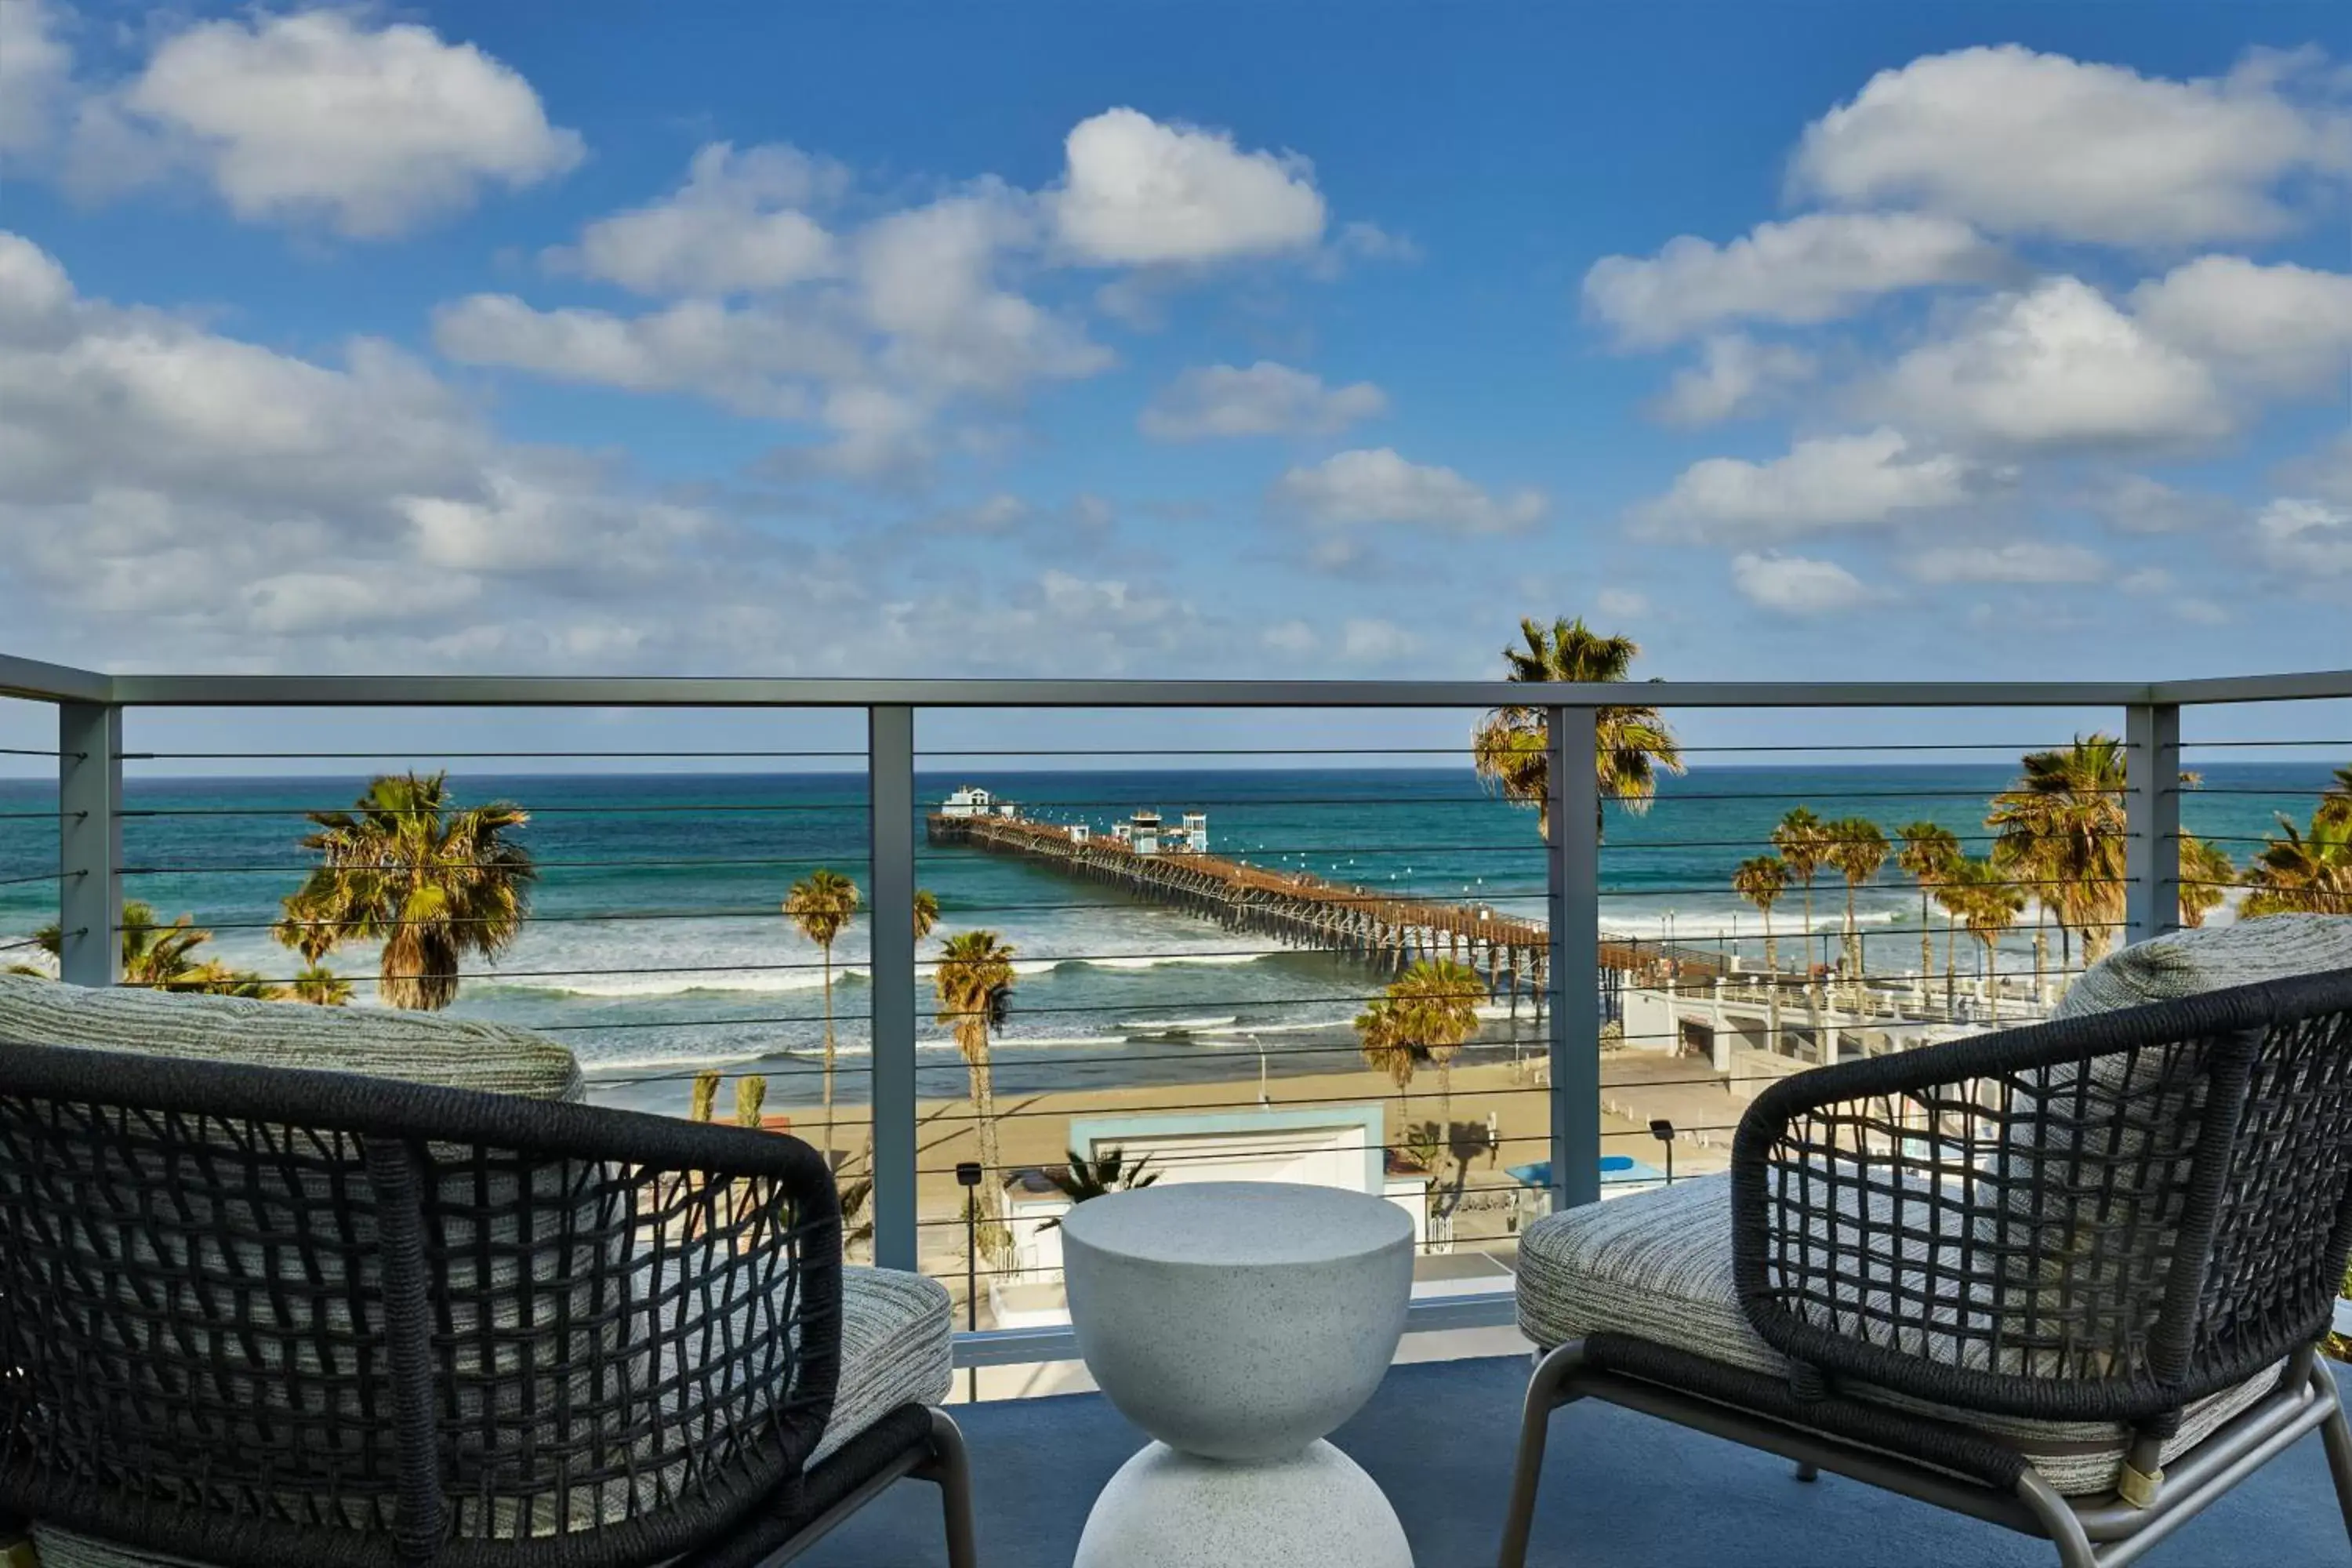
[3,664,2347,710]
[0,654,112,706]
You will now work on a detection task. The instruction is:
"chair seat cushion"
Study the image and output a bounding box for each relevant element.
[812,1268,955,1468]
[2054,916,2352,1021]
[28,1267,954,1568]
[0,975,582,1101]
[1516,1175,2283,1496]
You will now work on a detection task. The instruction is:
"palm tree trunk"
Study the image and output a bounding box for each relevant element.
[1980,938,1999,1021]
[1801,881,1823,1056]
[966,1032,1007,1250]
[1944,913,1957,1015]
[1918,890,1932,1008]
[2031,917,2047,1009]
[820,940,836,1154]
[1842,883,1858,1014]
[1763,913,1780,1057]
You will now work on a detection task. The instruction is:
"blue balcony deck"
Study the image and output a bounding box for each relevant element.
[800,1355,2350,1568]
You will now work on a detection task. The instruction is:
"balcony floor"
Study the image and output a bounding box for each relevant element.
[799,1354,2350,1567]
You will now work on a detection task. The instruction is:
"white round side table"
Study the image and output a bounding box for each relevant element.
[1062,1181,1416,1567]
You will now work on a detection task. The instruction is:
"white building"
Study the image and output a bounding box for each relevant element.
[940,785,996,818]
[1179,811,1209,854]
[1129,811,1162,855]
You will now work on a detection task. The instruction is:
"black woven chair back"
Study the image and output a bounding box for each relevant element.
[1734,966,2352,1424]
[0,1044,842,1568]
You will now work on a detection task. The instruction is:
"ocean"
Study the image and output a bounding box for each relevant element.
[0,762,2336,1118]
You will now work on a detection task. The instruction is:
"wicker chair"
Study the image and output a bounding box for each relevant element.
[0,1042,977,1568]
[1499,967,2352,1568]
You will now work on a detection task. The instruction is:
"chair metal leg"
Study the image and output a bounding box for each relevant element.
[924,1408,980,1568]
[2313,1357,2352,1548]
[1793,1461,1818,1483]
[2014,1468,2100,1568]
[1497,1341,1586,1568]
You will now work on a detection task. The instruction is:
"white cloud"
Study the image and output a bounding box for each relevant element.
[1272,448,1546,535]
[2082,474,2233,535]
[1595,587,1650,619]
[1903,541,2109,585]
[551,142,846,296]
[1650,334,1817,425]
[0,0,70,157]
[2118,567,2173,595]
[1261,619,1316,654]
[1791,45,2352,246]
[1053,107,1325,264]
[1730,552,1875,615]
[1633,427,1974,540]
[0,230,728,662]
[857,183,1108,395]
[2281,433,2352,506]
[69,11,582,238]
[438,179,1105,477]
[1584,212,2002,345]
[431,293,858,416]
[2255,497,2352,577]
[2130,256,2352,395]
[1254,615,1423,662]
[1882,277,2230,451]
[2173,597,2231,626]
[0,231,1287,679]
[1140,361,1386,440]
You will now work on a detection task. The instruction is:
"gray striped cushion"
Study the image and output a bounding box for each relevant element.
[1516,1174,2281,1496]
[2053,916,2352,1021]
[0,975,583,1101]
[813,1267,955,1467]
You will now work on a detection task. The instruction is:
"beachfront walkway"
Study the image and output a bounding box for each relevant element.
[797,1355,2350,1567]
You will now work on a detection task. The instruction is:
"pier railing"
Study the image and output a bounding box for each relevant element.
[2,655,2348,1375]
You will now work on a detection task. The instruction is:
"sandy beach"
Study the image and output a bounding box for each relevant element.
[697,1052,1732,1312]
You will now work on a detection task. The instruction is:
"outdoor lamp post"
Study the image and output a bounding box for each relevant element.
[955,1159,983,1401]
[1649,1118,1675,1185]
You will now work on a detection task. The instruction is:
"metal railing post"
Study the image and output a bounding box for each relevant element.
[2124,702,2181,949]
[57,702,122,989]
[1546,706,1601,1210]
[866,705,920,1271]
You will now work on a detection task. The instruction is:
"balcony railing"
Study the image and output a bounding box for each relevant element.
[2,653,2347,1374]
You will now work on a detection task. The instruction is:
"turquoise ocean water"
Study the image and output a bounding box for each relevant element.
[0,764,2336,1116]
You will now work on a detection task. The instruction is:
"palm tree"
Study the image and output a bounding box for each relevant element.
[1987,736,2127,970]
[913,888,941,942]
[1895,822,1960,1007]
[1730,855,1787,1053]
[934,930,1018,1250]
[1038,1145,1160,1229]
[2177,833,2234,929]
[2241,770,2352,916]
[1470,616,1683,842]
[289,965,353,1005]
[1823,818,1886,1011]
[1949,857,2027,1020]
[784,867,861,1147]
[1773,808,1828,1033]
[1354,957,1486,1122]
[34,901,277,995]
[274,771,535,1011]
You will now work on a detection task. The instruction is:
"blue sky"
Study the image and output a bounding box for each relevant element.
[0,2,2347,763]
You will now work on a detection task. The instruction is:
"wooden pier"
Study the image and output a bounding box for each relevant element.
[928,808,1726,1006]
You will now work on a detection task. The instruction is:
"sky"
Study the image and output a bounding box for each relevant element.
[0,2,2347,765]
